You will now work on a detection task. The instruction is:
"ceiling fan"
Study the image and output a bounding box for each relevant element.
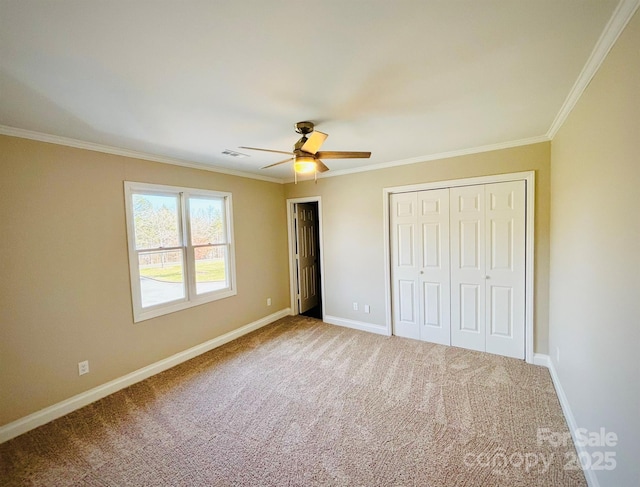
[239,121,371,180]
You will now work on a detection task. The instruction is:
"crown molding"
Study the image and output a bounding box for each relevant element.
[2,124,548,186]
[547,0,640,138]
[0,125,285,184]
[285,134,550,183]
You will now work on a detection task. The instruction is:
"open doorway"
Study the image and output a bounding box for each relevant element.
[287,198,324,319]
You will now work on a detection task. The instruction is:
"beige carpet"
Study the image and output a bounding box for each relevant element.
[1,316,586,486]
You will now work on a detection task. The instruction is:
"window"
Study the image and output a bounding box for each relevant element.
[124,182,236,322]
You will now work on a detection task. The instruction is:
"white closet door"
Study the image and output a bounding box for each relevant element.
[418,189,451,345]
[390,192,420,339]
[485,181,525,359]
[450,185,486,352]
[391,180,526,359]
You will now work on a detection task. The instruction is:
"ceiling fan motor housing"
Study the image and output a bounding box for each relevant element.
[294,121,315,135]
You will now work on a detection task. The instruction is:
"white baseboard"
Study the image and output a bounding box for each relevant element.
[323,315,391,336]
[533,353,600,487]
[533,353,551,368]
[0,308,290,444]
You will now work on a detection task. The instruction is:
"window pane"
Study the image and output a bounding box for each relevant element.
[194,246,228,294]
[189,197,225,245]
[132,193,181,250]
[138,250,185,307]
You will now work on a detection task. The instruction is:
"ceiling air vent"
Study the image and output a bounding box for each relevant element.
[221,149,249,158]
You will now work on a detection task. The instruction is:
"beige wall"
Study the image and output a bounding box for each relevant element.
[549,11,639,487]
[0,136,290,425]
[285,142,551,354]
[0,132,551,427]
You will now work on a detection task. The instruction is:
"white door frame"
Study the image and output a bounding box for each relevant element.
[287,197,326,317]
[383,171,536,363]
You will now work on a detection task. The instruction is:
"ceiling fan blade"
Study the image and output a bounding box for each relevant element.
[315,151,371,159]
[239,146,293,156]
[300,131,328,154]
[261,158,294,169]
[316,160,330,173]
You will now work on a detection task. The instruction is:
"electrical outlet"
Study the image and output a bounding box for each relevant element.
[267,298,272,306]
[556,347,560,363]
[364,304,370,314]
[78,360,90,376]
[353,302,358,311]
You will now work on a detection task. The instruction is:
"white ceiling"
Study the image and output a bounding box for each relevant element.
[0,0,622,181]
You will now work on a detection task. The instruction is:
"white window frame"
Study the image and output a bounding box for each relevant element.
[124,181,237,322]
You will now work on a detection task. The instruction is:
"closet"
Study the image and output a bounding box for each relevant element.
[390,180,526,359]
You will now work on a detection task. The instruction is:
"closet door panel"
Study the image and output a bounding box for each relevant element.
[485,180,526,359]
[390,192,420,339]
[418,189,450,345]
[450,185,486,352]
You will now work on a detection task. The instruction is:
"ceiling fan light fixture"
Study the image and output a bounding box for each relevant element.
[293,156,316,174]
